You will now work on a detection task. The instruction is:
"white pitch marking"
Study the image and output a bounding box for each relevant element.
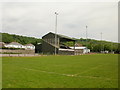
[22,67,117,81]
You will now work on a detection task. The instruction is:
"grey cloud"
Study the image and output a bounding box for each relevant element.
[1,2,118,42]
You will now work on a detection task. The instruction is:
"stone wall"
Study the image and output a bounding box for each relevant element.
[0,49,35,54]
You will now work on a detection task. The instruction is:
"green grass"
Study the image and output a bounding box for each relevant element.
[2,54,118,88]
[0,57,2,89]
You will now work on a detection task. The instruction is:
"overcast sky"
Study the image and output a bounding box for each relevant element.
[0,0,118,42]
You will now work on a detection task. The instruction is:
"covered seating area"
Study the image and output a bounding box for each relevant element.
[42,32,76,55]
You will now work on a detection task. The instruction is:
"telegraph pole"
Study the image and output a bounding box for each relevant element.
[86,25,88,48]
[100,32,103,53]
[55,12,58,55]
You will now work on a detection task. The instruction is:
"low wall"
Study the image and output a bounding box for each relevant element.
[75,49,84,55]
[1,54,39,57]
[58,50,74,55]
[0,49,35,54]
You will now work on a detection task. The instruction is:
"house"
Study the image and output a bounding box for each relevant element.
[5,42,25,48]
[1,42,35,54]
[70,46,90,55]
[24,44,35,50]
[0,42,6,48]
[41,32,76,55]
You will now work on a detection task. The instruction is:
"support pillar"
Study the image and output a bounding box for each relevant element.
[74,41,75,55]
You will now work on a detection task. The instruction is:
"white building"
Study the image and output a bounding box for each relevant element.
[24,44,35,50]
[70,46,90,54]
[5,42,25,49]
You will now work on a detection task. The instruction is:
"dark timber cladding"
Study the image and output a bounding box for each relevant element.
[42,32,76,55]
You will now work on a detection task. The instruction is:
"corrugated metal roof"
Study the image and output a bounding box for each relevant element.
[59,48,74,51]
[70,47,87,49]
[57,34,76,40]
[43,32,76,41]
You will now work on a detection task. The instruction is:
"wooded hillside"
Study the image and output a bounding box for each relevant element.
[0,33,42,45]
[63,38,120,53]
[0,32,119,53]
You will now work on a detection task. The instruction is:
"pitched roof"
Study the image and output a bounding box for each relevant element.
[25,44,34,46]
[8,42,23,45]
[0,42,6,47]
[75,43,83,47]
[70,47,87,49]
[57,33,76,40]
[0,42,5,44]
[43,32,76,41]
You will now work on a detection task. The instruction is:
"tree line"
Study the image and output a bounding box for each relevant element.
[78,38,120,53]
[0,33,119,53]
[0,33,41,45]
[64,38,120,53]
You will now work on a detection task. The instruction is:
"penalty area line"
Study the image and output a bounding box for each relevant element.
[22,67,117,81]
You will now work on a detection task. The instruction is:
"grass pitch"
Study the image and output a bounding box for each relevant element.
[2,54,118,88]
